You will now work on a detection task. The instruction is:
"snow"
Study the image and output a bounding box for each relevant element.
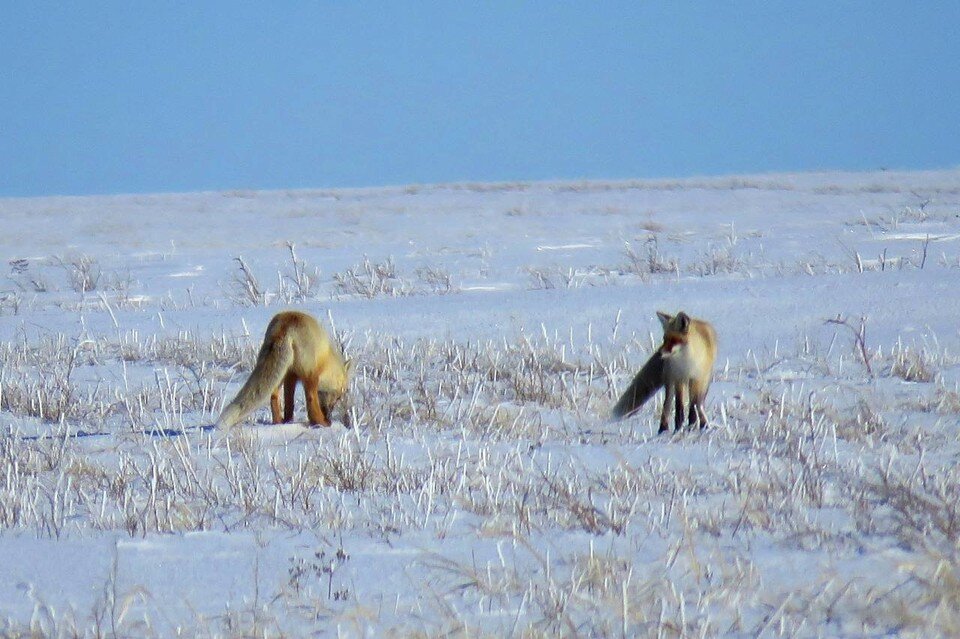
[1,169,959,636]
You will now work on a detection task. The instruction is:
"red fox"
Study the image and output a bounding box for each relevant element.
[216,311,352,429]
[611,311,717,433]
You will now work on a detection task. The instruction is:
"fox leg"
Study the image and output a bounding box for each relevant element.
[318,392,333,424]
[694,395,709,429]
[304,376,331,427]
[282,374,297,423]
[691,380,709,429]
[687,381,699,427]
[270,385,283,424]
[674,382,688,431]
[659,386,674,433]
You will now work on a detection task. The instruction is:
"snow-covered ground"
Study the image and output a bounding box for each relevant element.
[1,169,959,636]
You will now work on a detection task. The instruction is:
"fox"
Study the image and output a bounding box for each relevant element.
[216,311,352,429]
[611,311,717,433]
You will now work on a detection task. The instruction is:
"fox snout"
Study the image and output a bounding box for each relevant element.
[660,335,686,357]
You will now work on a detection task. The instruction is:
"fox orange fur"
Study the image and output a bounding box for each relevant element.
[217,311,352,429]
[611,311,717,433]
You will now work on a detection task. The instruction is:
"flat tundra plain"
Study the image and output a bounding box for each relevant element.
[1,169,959,637]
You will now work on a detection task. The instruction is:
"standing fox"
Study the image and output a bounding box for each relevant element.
[217,311,352,429]
[611,311,717,433]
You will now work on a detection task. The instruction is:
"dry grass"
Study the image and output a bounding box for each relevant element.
[0,281,958,634]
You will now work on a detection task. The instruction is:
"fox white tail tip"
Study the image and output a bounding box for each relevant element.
[215,404,242,429]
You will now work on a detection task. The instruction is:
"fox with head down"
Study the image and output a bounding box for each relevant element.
[217,311,352,429]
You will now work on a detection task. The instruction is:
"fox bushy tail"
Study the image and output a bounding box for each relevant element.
[610,352,665,420]
[216,336,294,428]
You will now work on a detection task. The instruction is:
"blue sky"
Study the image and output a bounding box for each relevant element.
[2,2,958,196]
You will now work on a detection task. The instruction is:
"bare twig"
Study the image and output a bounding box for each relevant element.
[826,315,874,378]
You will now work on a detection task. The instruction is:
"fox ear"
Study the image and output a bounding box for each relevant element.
[675,312,691,333]
[656,311,673,330]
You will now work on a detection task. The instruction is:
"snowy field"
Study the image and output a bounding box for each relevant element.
[1,169,959,637]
